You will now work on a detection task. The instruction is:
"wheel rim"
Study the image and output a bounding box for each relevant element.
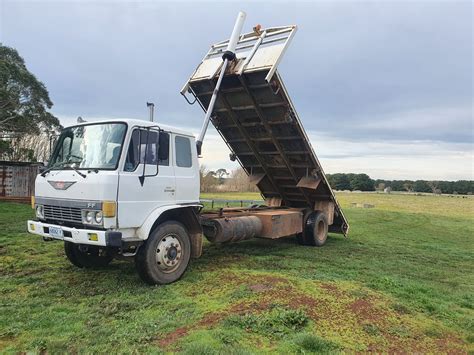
[155,234,183,273]
[316,220,326,241]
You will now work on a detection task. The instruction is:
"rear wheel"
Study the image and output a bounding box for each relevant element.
[135,221,191,285]
[64,242,114,268]
[297,211,328,247]
[296,209,313,245]
[307,211,328,246]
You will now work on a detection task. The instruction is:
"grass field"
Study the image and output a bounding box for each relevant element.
[0,192,473,353]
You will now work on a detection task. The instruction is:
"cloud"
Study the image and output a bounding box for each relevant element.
[1,0,472,179]
[198,129,473,181]
[313,106,473,143]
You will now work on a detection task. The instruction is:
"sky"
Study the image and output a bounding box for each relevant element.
[1,0,472,180]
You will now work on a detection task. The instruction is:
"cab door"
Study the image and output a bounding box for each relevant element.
[117,128,175,229]
[173,134,199,204]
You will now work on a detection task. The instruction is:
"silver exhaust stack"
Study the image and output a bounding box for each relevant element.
[146,102,155,122]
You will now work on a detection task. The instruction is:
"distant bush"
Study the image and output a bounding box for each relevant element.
[327,173,374,192]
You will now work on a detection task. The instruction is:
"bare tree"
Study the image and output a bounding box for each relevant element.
[224,167,258,192]
[0,128,56,162]
[199,165,218,192]
[427,181,441,194]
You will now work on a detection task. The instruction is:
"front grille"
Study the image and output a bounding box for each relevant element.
[43,205,82,223]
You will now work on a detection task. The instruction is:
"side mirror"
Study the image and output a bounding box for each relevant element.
[139,129,160,186]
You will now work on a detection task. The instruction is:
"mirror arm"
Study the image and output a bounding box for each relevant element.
[139,129,148,186]
[139,127,160,185]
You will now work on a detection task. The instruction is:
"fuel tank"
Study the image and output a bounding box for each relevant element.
[202,216,263,243]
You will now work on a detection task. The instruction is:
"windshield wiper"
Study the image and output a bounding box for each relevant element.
[40,161,66,177]
[40,157,86,179]
[66,163,86,179]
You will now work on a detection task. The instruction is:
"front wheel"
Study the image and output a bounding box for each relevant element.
[135,221,191,285]
[64,242,114,268]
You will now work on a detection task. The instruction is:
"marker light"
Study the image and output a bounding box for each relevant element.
[102,201,116,218]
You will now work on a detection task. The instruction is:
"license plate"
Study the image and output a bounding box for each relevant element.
[49,226,64,238]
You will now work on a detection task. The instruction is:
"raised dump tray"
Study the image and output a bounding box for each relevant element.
[182,25,349,235]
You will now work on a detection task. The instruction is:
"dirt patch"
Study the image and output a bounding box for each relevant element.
[319,282,345,297]
[433,336,467,354]
[249,283,272,293]
[349,298,388,323]
[156,312,229,348]
[157,274,468,353]
[230,299,272,314]
[157,326,190,348]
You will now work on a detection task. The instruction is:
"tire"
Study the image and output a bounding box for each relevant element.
[306,211,328,247]
[135,221,191,285]
[64,241,114,268]
[296,209,313,245]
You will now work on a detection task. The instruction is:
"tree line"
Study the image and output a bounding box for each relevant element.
[326,173,473,195]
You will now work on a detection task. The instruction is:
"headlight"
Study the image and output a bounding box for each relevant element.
[36,205,44,219]
[95,211,103,224]
[86,211,94,223]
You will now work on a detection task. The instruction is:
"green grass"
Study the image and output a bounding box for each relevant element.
[0,192,473,353]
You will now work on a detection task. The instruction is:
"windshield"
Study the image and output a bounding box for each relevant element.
[49,123,127,170]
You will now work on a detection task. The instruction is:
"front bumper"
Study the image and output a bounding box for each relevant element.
[27,220,122,247]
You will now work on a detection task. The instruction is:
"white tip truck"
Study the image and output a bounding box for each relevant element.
[27,13,349,285]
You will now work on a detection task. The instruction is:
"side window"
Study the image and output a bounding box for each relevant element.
[124,129,160,172]
[158,132,170,166]
[124,130,140,172]
[140,130,158,165]
[175,136,192,168]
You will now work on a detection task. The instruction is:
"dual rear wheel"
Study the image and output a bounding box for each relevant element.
[296,210,329,247]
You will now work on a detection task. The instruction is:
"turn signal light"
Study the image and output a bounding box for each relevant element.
[102,201,116,217]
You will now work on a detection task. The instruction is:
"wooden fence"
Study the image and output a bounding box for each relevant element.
[0,161,41,203]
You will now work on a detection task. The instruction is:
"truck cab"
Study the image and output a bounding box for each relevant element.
[28,119,203,284]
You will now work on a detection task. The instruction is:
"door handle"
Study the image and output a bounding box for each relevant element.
[164,187,175,192]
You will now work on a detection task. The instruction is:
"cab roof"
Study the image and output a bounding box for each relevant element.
[67,118,195,138]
